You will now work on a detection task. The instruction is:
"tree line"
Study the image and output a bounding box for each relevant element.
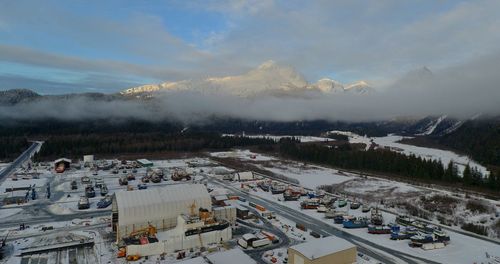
[33,132,277,160]
[278,139,500,191]
[0,137,30,161]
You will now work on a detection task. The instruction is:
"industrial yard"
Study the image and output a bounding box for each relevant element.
[0,143,499,264]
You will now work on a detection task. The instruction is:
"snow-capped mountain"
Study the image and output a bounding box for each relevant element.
[121,61,373,97]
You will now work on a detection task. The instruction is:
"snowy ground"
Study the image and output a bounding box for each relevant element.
[0,208,22,218]
[223,134,333,143]
[254,162,354,189]
[211,149,277,161]
[0,177,48,193]
[329,131,489,176]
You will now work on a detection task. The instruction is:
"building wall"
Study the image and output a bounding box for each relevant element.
[126,227,232,256]
[288,247,357,264]
[213,206,237,224]
[113,186,212,242]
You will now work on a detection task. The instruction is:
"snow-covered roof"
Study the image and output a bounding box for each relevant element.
[206,248,256,264]
[137,158,153,164]
[289,236,355,260]
[242,234,257,241]
[114,184,211,226]
[54,158,71,164]
[235,171,254,180]
[176,257,208,264]
[213,195,228,201]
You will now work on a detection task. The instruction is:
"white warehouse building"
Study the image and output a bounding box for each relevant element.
[112,184,212,241]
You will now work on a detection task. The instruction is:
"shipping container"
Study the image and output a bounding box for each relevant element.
[255,205,266,212]
[251,238,271,248]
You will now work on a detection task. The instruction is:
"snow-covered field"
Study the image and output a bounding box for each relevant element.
[255,162,354,189]
[211,149,277,161]
[223,134,332,143]
[343,178,421,194]
[330,131,489,176]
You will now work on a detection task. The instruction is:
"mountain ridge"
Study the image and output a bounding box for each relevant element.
[120,60,374,97]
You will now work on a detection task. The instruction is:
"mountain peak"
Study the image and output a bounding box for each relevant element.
[121,62,374,97]
[0,89,41,105]
[257,60,278,70]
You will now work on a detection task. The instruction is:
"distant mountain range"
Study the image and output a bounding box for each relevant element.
[0,60,491,140]
[120,60,373,98]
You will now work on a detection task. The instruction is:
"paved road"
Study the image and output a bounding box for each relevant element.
[236,207,292,264]
[210,178,440,264]
[0,141,41,181]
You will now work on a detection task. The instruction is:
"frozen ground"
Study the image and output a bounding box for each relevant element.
[329,131,489,176]
[211,149,277,161]
[223,134,332,143]
[0,208,22,218]
[255,162,354,189]
[0,177,48,193]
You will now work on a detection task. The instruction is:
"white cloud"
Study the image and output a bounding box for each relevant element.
[1,0,500,93]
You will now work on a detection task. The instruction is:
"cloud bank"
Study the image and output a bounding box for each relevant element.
[1,52,499,123]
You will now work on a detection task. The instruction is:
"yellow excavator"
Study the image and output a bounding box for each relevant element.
[118,224,157,259]
[129,224,157,238]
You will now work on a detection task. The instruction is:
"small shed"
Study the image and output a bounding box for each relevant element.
[235,205,250,219]
[234,171,255,181]
[137,159,154,167]
[54,158,71,170]
[212,194,229,206]
[83,155,94,164]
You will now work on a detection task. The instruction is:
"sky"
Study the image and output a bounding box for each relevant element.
[1,0,500,94]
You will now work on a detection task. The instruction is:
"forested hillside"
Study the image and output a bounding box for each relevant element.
[279,139,500,192]
[439,119,500,166]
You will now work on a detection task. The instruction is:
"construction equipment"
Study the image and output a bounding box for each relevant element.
[126,255,140,261]
[117,247,126,258]
[129,224,157,238]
